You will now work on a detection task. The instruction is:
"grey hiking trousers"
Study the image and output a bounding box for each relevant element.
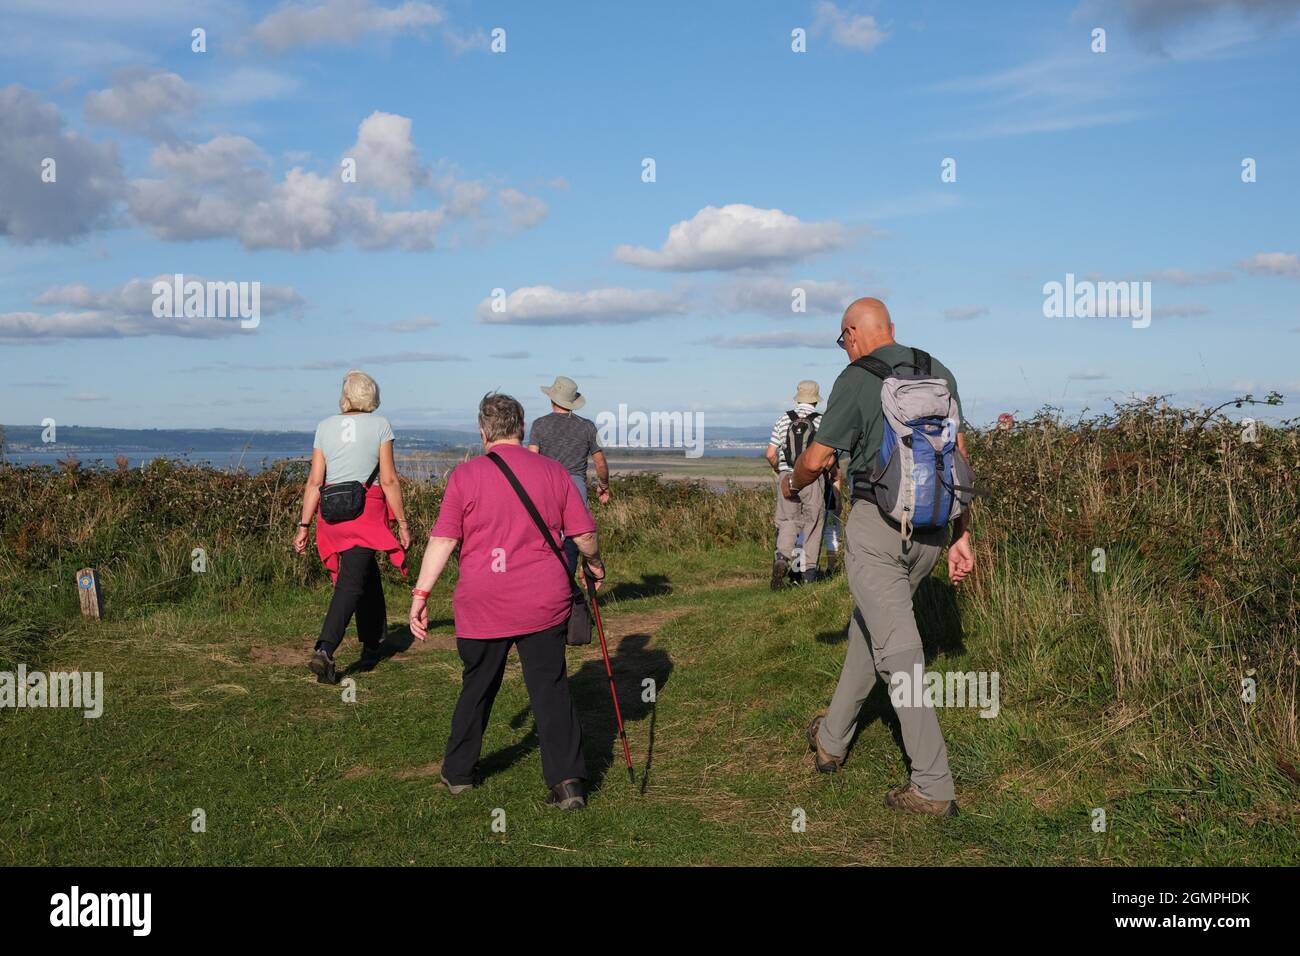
[774,473,825,572]
[817,503,955,801]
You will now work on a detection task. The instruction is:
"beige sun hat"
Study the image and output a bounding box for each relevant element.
[793,380,821,405]
[541,375,586,410]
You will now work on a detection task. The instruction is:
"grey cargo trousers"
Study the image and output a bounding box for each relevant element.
[774,472,826,572]
[816,503,956,801]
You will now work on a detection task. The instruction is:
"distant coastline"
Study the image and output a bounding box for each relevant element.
[0,424,773,480]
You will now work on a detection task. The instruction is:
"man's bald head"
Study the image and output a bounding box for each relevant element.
[839,297,894,360]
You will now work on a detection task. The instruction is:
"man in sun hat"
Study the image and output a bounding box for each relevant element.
[765,379,832,589]
[529,376,611,569]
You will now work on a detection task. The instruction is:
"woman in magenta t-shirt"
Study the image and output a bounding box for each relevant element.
[408,392,606,810]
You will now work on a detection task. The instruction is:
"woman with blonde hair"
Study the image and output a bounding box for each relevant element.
[294,370,410,683]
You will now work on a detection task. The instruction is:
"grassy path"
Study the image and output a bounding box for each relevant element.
[1,544,1295,866]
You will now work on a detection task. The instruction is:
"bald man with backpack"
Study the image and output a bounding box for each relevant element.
[783,298,979,817]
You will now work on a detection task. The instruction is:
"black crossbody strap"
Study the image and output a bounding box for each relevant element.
[486,452,573,582]
[364,463,380,488]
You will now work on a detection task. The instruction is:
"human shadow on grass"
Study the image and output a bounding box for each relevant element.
[814,578,966,659]
[343,620,455,675]
[604,574,672,603]
[484,633,674,795]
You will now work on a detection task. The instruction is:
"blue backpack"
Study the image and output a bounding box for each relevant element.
[851,348,980,540]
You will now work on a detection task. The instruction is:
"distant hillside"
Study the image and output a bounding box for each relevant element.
[0,425,479,454]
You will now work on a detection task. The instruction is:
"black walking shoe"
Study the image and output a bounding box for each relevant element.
[802,568,821,584]
[356,644,385,671]
[546,778,587,810]
[806,714,844,774]
[770,555,790,591]
[308,649,337,684]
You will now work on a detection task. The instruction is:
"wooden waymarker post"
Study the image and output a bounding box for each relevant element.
[76,568,103,621]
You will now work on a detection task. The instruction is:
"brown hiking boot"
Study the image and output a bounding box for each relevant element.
[884,783,959,817]
[806,715,844,774]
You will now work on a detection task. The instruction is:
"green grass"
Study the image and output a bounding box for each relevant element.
[1,538,1295,866]
[1,398,1297,865]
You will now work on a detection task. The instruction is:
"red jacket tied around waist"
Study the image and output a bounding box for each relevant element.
[314,483,407,582]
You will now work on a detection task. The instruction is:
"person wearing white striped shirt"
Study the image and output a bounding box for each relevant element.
[765,380,829,589]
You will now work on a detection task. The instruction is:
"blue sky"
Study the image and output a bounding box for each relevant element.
[2,0,1298,433]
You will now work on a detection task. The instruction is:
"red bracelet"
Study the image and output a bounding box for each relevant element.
[411,588,431,598]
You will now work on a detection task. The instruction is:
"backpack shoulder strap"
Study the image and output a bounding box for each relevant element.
[911,348,933,376]
[486,452,573,583]
[787,410,800,423]
[850,355,895,380]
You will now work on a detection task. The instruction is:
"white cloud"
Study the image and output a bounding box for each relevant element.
[300,351,465,369]
[616,204,849,272]
[944,305,989,321]
[125,114,543,251]
[475,286,687,326]
[928,50,1147,141]
[443,25,489,54]
[250,0,444,52]
[84,68,197,138]
[0,85,124,243]
[704,331,837,350]
[346,111,428,199]
[1144,267,1234,285]
[718,276,855,316]
[1,275,304,342]
[1240,252,1300,277]
[497,188,548,230]
[384,315,439,332]
[813,2,888,52]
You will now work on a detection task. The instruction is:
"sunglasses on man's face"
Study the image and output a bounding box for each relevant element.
[836,328,849,350]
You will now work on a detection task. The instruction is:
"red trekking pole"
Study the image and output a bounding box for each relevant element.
[584,563,635,784]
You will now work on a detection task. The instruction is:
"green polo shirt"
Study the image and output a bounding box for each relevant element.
[815,343,965,478]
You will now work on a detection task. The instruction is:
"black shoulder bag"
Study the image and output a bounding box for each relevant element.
[486,452,593,646]
[319,463,380,524]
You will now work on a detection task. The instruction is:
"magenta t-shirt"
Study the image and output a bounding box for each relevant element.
[431,442,597,639]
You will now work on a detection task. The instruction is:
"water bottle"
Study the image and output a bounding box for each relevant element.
[823,511,841,554]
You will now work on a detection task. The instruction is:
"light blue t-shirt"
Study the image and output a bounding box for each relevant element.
[313,413,394,484]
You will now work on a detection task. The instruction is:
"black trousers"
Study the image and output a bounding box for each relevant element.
[317,546,386,656]
[443,621,587,789]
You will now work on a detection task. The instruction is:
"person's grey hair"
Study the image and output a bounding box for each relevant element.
[339,370,380,413]
[478,391,525,443]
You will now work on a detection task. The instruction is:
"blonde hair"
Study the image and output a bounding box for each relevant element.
[339,370,380,413]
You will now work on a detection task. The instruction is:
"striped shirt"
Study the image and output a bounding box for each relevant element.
[769,403,820,472]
